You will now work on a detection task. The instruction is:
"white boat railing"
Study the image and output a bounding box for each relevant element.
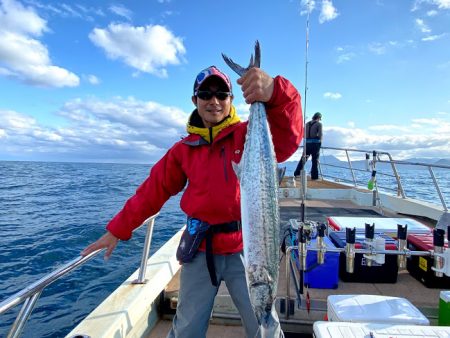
[316,146,449,212]
[0,214,158,338]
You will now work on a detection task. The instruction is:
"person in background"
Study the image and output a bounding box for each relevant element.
[294,112,322,180]
[81,65,303,338]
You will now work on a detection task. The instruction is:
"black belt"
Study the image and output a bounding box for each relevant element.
[205,220,241,286]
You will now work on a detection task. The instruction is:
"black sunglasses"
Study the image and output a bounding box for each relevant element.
[197,90,232,101]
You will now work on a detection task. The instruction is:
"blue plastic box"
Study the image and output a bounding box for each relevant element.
[303,236,340,289]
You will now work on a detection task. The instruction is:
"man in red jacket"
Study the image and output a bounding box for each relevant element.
[82,65,303,338]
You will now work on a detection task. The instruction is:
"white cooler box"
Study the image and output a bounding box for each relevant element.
[327,294,430,325]
[313,321,450,338]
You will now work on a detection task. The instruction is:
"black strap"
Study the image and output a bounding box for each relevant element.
[205,229,218,287]
[204,220,241,287]
[209,220,241,234]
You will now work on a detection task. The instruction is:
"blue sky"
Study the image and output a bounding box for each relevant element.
[0,0,449,163]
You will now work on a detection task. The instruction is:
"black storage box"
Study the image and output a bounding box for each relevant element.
[407,233,450,288]
[329,231,399,283]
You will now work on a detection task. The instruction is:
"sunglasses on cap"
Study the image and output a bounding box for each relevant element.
[196,90,232,101]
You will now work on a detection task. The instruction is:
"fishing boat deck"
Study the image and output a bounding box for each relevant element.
[147,178,443,338]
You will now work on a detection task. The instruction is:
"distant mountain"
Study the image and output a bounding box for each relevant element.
[435,158,450,166]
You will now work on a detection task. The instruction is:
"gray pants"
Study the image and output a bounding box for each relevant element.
[167,251,260,338]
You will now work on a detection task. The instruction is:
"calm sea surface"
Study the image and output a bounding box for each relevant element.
[0,160,449,337]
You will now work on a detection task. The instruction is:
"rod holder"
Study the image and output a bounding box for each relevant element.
[317,224,326,264]
[397,224,408,269]
[345,227,356,273]
[434,228,445,277]
[364,223,375,267]
[298,226,307,270]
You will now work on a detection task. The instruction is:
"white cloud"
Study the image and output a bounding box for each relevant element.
[0,0,80,87]
[27,1,105,20]
[317,117,450,160]
[235,103,251,121]
[89,23,186,77]
[319,0,339,23]
[85,74,100,85]
[434,0,450,9]
[336,52,356,64]
[416,18,431,33]
[336,46,357,63]
[422,33,446,41]
[300,0,316,15]
[324,92,342,100]
[368,42,387,55]
[109,4,132,21]
[2,101,450,163]
[0,97,190,162]
[322,125,450,159]
[412,0,450,11]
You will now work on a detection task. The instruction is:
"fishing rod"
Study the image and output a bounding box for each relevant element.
[300,0,311,223]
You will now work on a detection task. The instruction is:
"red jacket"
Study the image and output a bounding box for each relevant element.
[107,75,303,254]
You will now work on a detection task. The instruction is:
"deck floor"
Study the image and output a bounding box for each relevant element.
[147,178,443,338]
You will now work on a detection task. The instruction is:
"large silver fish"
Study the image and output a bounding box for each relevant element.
[222,41,282,337]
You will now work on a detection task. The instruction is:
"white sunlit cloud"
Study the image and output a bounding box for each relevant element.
[323,92,342,100]
[319,0,339,23]
[412,0,450,11]
[89,23,186,77]
[235,103,251,121]
[109,4,132,21]
[84,74,100,85]
[335,46,356,64]
[300,0,316,15]
[300,0,339,24]
[0,0,79,87]
[323,118,450,159]
[422,33,446,41]
[415,18,432,33]
[0,97,189,162]
[289,117,450,161]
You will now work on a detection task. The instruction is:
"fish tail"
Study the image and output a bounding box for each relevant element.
[222,40,261,76]
[260,305,284,338]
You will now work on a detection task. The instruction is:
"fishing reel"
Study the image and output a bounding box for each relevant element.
[297,220,320,241]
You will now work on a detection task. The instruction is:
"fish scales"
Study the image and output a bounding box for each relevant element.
[240,101,280,321]
[222,41,281,332]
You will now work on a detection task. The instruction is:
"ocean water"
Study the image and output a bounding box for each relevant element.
[0,160,449,338]
[0,161,185,338]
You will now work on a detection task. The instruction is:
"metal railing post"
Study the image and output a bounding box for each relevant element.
[7,291,42,338]
[285,247,292,320]
[0,251,102,315]
[428,167,448,212]
[1,215,161,336]
[385,153,406,198]
[345,150,357,186]
[133,214,158,284]
[0,250,102,338]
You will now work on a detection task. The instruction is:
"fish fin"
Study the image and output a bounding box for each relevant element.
[222,40,261,76]
[221,53,247,76]
[261,305,284,338]
[253,40,261,68]
[232,161,241,180]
